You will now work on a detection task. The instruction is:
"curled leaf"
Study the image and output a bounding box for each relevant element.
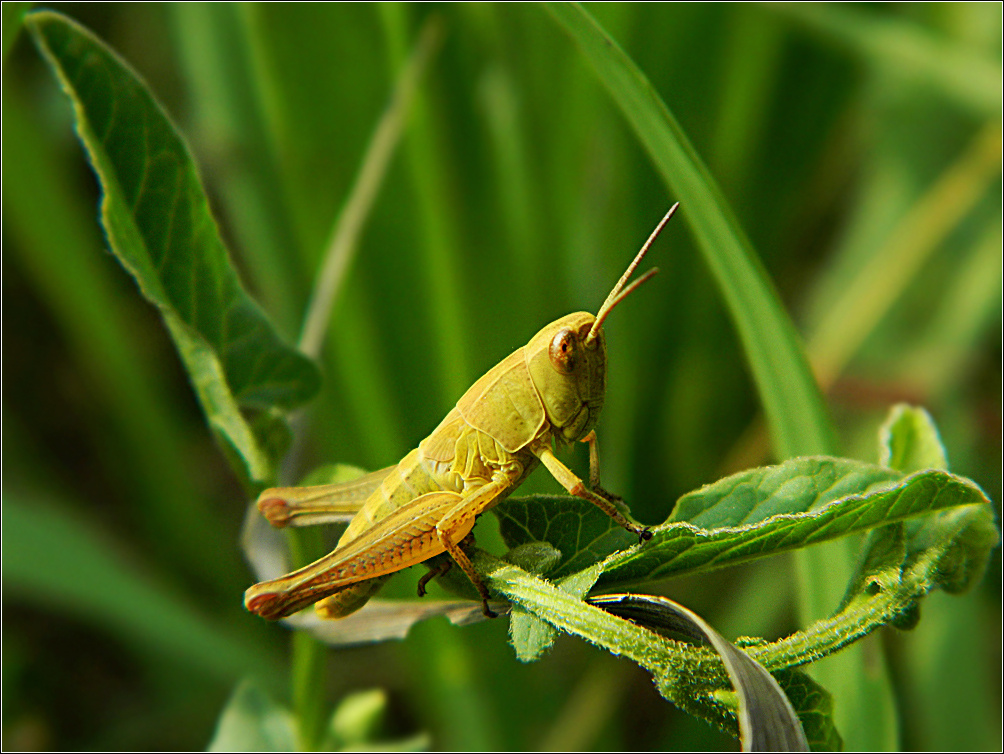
[589,593,810,752]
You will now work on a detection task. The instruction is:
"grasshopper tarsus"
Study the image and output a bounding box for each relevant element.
[481,600,499,619]
[639,528,653,543]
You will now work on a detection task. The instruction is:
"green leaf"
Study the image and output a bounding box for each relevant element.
[484,502,993,749]
[772,669,842,752]
[878,403,948,472]
[208,679,298,752]
[668,457,900,527]
[26,11,320,485]
[494,495,635,578]
[847,404,993,626]
[589,594,811,751]
[597,457,990,589]
[545,2,836,459]
[508,558,602,663]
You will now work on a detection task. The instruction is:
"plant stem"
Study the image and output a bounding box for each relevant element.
[288,527,328,750]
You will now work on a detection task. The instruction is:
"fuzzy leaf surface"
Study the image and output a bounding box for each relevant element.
[597,457,990,589]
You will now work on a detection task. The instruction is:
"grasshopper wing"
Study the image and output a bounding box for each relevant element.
[257,466,396,528]
[245,490,472,620]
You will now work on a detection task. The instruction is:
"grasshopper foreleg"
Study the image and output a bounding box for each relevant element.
[536,444,652,543]
[580,430,625,507]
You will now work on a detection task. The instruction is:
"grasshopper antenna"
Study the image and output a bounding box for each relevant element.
[587,202,678,345]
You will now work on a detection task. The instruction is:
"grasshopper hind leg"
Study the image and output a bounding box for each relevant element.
[314,576,390,620]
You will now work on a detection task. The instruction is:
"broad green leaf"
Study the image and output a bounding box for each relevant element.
[667,457,900,527]
[508,557,601,663]
[878,404,948,472]
[848,403,992,622]
[545,2,836,460]
[598,457,990,589]
[208,679,298,752]
[483,492,993,749]
[494,495,635,578]
[27,11,321,485]
[2,496,272,682]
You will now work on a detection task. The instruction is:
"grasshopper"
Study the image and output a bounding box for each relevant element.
[244,204,678,621]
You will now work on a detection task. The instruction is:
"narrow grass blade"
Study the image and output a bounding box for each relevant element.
[545,2,836,459]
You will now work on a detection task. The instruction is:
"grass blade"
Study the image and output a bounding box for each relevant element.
[545,2,836,459]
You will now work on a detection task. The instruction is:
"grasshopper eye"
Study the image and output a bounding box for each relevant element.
[549,328,578,374]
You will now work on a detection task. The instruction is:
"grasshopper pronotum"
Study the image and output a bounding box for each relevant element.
[245,204,679,620]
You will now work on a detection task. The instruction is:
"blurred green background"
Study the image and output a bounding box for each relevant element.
[2,2,1000,750]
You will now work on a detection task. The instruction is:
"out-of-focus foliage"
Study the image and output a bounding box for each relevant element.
[3,3,999,751]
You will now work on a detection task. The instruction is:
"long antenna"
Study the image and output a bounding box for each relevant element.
[586,203,678,344]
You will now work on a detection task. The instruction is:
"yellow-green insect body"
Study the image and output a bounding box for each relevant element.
[244,206,678,621]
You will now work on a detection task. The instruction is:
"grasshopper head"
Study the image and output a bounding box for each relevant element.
[525,204,678,444]
[525,312,607,443]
